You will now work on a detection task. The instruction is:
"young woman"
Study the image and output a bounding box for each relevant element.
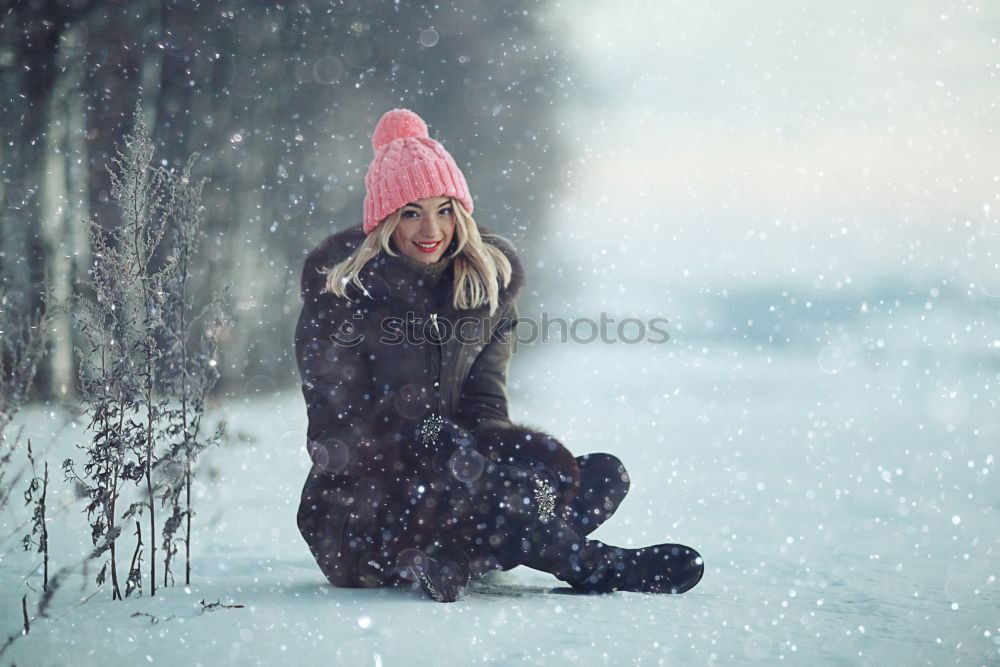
[295,108,703,602]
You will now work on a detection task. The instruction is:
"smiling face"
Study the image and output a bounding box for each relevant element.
[390,196,457,265]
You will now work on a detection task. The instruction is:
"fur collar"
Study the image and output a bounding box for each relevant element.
[300,223,525,317]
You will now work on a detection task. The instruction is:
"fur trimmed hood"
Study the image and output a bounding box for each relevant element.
[298,223,525,321]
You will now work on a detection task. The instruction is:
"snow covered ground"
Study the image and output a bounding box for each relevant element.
[2,287,998,665]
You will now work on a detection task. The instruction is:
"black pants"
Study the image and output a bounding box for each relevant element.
[389,452,632,585]
[494,452,629,571]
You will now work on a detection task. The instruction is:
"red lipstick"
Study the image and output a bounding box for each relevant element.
[413,240,442,253]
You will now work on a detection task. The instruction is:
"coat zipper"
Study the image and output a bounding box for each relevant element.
[429,312,444,413]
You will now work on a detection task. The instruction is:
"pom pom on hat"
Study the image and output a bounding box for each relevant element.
[371,108,429,152]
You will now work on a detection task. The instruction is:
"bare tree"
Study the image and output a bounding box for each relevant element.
[63,102,168,601]
[65,102,228,599]
[124,521,144,598]
[22,439,50,592]
[63,208,140,600]
[105,102,172,597]
[156,155,228,587]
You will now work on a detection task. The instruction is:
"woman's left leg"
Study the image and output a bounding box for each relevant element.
[489,452,631,572]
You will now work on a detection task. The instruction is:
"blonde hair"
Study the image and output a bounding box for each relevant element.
[320,198,513,316]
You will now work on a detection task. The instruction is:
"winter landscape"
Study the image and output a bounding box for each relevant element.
[2,278,998,664]
[3,0,999,665]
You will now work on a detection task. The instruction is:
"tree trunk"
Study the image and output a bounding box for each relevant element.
[0,7,62,400]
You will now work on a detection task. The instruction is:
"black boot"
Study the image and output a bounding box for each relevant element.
[570,541,704,594]
[509,511,704,594]
[564,453,630,536]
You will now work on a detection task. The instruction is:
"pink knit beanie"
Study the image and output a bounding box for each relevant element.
[363,108,474,235]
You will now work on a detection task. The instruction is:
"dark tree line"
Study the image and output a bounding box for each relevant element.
[0,0,571,402]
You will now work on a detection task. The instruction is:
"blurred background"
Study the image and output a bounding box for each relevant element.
[3,0,998,400]
[2,0,573,400]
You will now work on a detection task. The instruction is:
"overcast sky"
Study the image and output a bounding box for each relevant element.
[544,1,1000,291]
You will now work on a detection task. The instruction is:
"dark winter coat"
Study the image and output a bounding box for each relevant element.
[294,224,581,588]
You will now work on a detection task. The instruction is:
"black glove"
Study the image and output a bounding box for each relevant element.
[470,419,582,510]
